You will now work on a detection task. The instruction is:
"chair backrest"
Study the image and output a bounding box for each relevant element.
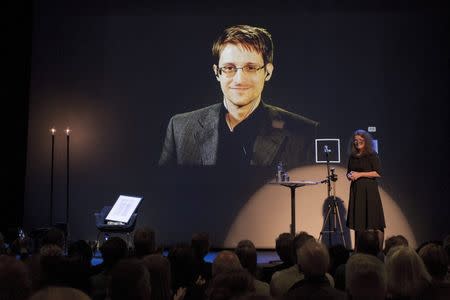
[95,206,138,229]
[95,206,113,227]
[101,206,112,217]
[127,213,138,231]
[95,206,137,233]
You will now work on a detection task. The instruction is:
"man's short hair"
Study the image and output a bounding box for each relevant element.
[68,240,93,265]
[42,227,65,249]
[292,231,315,263]
[297,239,330,277]
[356,230,380,256]
[207,269,255,300]
[191,232,210,259]
[212,250,243,277]
[167,244,196,289]
[383,235,408,256]
[40,244,64,257]
[418,243,449,280]
[100,237,129,268]
[443,234,450,262]
[212,25,274,65]
[0,255,31,300]
[30,287,91,300]
[110,258,151,300]
[275,233,294,265]
[133,227,156,258]
[328,244,350,272]
[235,240,257,276]
[142,254,172,300]
[346,253,387,300]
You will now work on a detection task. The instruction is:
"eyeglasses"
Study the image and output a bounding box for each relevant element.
[217,64,266,77]
[353,139,365,145]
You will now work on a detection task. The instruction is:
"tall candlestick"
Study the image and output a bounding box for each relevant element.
[65,128,70,239]
[50,127,56,226]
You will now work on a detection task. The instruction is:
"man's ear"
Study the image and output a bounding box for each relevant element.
[213,64,220,81]
[265,63,274,81]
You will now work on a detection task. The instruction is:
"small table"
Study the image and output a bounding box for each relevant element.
[269,180,320,236]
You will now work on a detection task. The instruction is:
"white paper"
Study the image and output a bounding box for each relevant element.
[105,195,142,223]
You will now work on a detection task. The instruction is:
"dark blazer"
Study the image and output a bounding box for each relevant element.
[159,102,319,167]
[284,276,346,300]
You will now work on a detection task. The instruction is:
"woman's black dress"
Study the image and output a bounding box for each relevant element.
[346,152,386,231]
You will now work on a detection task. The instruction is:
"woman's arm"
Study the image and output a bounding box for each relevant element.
[348,171,380,181]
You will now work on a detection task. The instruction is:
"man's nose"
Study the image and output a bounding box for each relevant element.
[233,68,246,82]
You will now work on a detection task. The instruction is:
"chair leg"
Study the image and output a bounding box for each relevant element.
[126,233,131,249]
[96,231,102,251]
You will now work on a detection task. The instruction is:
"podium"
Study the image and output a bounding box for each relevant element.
[270,180,319,236]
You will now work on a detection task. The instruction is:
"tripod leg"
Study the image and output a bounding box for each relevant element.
[335,205,347,248]
[319,203,333,241]
[332,201,338,231]
[376,229,384,252]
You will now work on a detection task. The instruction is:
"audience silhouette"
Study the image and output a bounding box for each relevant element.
[0,227,449,300]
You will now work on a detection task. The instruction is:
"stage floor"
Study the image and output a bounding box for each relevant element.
[92,250,280,266]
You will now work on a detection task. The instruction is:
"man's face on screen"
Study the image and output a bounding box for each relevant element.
[215,43,273,108]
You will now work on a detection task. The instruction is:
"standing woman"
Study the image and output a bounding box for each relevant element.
[346,129,386,250]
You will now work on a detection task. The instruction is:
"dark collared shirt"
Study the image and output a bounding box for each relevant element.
[216,102,266,166]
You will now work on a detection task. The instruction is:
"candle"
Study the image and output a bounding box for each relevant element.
[65,127,70,239]
[49,127,56,225]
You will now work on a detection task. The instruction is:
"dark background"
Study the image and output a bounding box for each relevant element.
[3,0,449,247]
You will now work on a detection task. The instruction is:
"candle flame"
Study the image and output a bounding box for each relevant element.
[65,128,71,135]
[50,128,56,135]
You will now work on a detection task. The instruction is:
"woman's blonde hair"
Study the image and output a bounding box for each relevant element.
[385,246,431,297]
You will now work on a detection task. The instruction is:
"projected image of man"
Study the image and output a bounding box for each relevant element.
[159,25,318,167]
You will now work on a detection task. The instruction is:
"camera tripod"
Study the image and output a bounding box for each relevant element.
[318,146,346,248]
